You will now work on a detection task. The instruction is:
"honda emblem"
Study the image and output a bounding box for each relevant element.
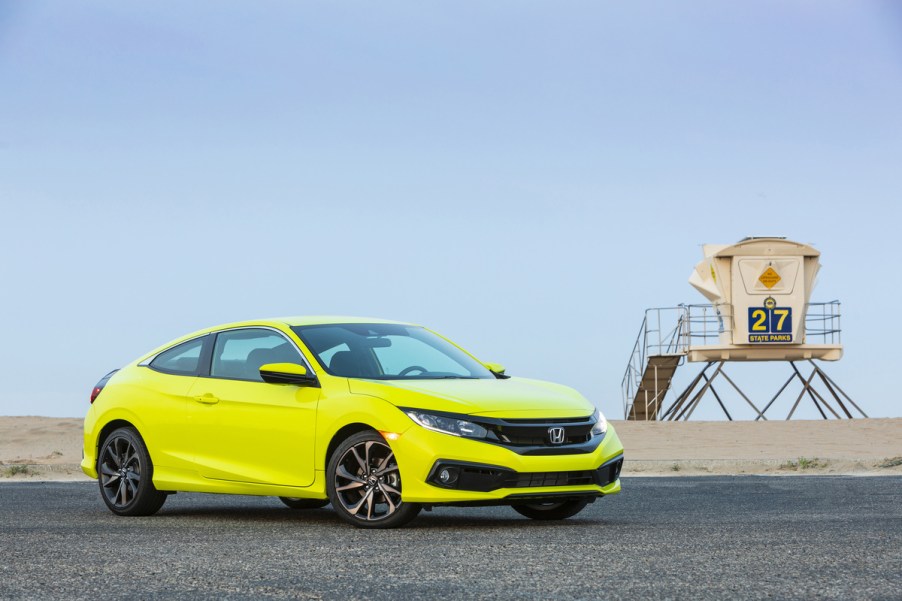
[548,426,566,445]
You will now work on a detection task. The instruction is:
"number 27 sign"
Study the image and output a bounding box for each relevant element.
[748,298,792,343]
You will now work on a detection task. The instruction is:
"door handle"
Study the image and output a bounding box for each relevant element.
[194,393,220,405]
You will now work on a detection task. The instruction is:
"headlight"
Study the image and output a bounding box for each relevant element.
[405,410,489,439]
[591,409,607,436]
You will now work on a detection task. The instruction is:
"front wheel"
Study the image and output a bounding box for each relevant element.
[512,498,590,520]
[97,427,167,516]
[326,431,421,528]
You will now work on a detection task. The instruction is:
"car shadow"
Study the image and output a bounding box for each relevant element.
[156,504,340,524]
[413,512,610,530]
[151,502,611,530]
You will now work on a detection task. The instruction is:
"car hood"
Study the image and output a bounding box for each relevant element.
[347,377,595,418]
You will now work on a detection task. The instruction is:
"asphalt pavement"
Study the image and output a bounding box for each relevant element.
[0,476,900,600]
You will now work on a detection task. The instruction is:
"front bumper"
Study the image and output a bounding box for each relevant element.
[426,454,623,493]
[391,421,624,504]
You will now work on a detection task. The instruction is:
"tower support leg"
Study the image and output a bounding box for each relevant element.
[809,361,868,418]
[638,360,863,421]
[661,362,713,420]
[718,370,767,420]
[702,373,732,421]
[786,365,820,419]
[790,362,830,419]
[756,369,798,421]
[674,362,724,421]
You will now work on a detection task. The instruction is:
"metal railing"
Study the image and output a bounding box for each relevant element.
[620,306,689,420]
[683,303,732,346]
[804,301,842,345]
[621,301,842,418]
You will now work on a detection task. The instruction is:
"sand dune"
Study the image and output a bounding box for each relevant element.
[615,418,902,475]
[1,416,900,481]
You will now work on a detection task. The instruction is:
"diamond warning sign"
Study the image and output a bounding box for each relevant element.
[758,267,781,289]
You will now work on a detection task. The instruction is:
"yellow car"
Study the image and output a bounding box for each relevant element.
[83,317,623,528]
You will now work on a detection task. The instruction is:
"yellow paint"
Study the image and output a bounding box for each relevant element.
[758,267,781,289]
[774,309,790,331]
[82,317,623,505]
[750,309,768,331]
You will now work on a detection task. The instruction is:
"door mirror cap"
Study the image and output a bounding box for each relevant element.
[259,363,319,386]
[483,362,510,379]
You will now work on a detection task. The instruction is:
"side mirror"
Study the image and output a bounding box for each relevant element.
[483,362,510,379]
[259,363,320,387]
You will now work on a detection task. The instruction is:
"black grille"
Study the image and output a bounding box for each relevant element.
[456,466,598,491]
[429,456,624,493]
[483,415,595,448]
[502,416,586,424]
[397,406,604,456]
[511,470,595,488]
[499,431,592,446]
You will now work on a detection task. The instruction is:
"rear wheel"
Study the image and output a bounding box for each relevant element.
[97,427,166,516]
[279,497,329,510]
[512,498,590,520]
[327,431,420,528]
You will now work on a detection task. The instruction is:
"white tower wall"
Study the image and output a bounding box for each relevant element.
[686,238,840,361]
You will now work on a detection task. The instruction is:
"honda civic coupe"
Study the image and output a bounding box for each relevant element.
[83,317,623,528]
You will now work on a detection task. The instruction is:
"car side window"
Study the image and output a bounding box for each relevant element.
[211,328,305,382]
[149,337,205,375]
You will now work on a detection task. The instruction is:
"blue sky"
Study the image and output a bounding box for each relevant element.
[1,1,900,419]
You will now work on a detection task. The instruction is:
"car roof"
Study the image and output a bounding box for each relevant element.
[270,316,413,327]
[135,316,417,364]
[196,316,415,336]
[197,316,413,332]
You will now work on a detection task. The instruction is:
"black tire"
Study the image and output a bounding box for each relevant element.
[279,497,329,510]
[97,427,166,517]
[512,498,590,520]
[326,430,421,528]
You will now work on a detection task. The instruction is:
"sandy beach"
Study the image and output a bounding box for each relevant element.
[1,416,900,481]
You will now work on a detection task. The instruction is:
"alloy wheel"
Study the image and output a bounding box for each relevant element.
[332,439,403,522]
[99,434,142,509]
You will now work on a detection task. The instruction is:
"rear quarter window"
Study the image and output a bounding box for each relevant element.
[149,337,206,375]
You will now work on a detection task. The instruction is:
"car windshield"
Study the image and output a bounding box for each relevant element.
[292,323,495,380]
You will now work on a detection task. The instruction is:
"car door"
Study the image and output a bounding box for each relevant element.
[138,335,209,472]
[187,327,319,487]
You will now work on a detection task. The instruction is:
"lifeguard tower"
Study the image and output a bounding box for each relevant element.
[622,237,866,421]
